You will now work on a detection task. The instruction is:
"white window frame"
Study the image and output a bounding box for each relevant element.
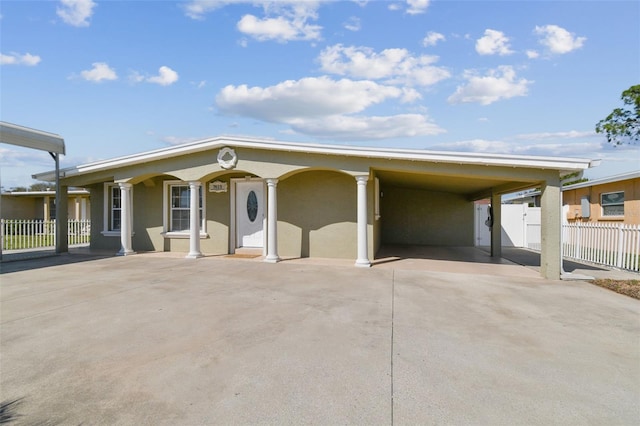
[601,191,624,218]
[102,183,133,237]
[162,180,207,238]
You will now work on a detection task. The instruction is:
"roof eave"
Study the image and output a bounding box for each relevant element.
[32,136,598,182]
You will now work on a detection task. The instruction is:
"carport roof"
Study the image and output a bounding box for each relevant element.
[0,121,65,155]
[32,135,598,182]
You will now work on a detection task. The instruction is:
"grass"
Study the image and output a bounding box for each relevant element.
[591,279,640,300]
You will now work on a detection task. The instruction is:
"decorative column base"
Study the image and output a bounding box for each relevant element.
[185,252,203,259]
[264,254,280,263]
[355,259,371,268]
[117,248,136,256]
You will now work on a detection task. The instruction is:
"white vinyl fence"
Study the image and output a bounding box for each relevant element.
[561,223,640,272]
[1,219,91,251]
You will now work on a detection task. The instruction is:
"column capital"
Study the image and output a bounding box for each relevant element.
[265,178,279,186]
[355,175,369,184]
[188,180,202,187]
[118,182,133,190]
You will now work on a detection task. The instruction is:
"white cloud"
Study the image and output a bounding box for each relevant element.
[147,66,179,86]
[290,113,444,140]
[237,13,321,42]
[57,0,96,27]
[515,130,595,140]
[216,76,403,121]
[423,31,445,47]
[0,52,41,66]
[343,16,361,32]
[318,44,450,86]
[534,24,586,55]
[475,29,513,56]
[447,65,531,105]
[215,76,442,140]
[184,1,322,42]
[429,138,605,157]
[183,0,244,20]
[526,50,539,59]
[161,136,203,146]
[79,62,117,82]
[406,0,430,15]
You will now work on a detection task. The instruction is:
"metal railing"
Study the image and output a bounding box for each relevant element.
[1,219,91,251]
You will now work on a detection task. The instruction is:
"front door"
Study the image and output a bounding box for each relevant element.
[236,180,265,248]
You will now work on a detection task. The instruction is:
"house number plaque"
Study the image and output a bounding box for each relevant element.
[209,180,228,193]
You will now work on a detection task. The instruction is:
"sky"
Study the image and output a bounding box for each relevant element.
[1,0,639,190]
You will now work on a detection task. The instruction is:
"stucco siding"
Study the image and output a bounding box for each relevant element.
[380,186,474,246]
[278,170,357,259]
[0,196,39,219]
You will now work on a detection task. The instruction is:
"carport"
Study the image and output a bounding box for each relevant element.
[369,150,599,279]
[0,121,67,256]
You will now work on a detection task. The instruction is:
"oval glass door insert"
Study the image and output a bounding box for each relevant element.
[247,190,258,222]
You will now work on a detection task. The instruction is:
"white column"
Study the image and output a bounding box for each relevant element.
[355,175,371,267]
[44,196,50,221]
[265,178,280,263]
[186,181,203,259]
[75,197,81,221]
[80,197,88,221]
[118,182,135,256]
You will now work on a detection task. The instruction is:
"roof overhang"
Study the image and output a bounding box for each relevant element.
[32,135,599,182]
[0,121,65,155]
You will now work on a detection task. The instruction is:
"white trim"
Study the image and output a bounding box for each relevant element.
[33,136,598,182]
[102,182,133,235]
[563,170,640,190]
[162,180,207,238]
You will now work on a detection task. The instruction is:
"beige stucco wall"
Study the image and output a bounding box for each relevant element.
[278,170,358,259]
[563,177,640,225]
[380,186,474,246]
[1,196,40,219]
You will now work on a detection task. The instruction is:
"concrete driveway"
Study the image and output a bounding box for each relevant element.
[1,253,639,425]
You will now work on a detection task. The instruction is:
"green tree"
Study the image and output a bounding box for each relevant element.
[596,84,640,145]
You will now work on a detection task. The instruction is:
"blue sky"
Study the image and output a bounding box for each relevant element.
[1,0,638,189]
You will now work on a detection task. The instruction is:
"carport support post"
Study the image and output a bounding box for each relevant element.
[55,185,69,254]
[355,176,371,267]
[52,152,68,254]
[265,178,280,263]
[490,192,501,258]
[540,178,562,280]
[117,182,135,256]
[186,181,203,259]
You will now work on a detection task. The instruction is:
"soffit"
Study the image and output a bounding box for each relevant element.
[375,169,537,198]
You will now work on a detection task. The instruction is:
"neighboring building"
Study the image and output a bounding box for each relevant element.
[33,136,597,279]
[1,189,90,221]
[562,171,640,225]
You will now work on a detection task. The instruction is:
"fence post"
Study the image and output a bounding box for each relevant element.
[616,224,624,269]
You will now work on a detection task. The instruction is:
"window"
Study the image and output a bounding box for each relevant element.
[601,191,624,217]
[163,181,206,236]
[111,186,122,230]
[102,183,132,235]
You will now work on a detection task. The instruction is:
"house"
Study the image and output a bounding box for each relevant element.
[562,171,640,225]
[1,189,90,221]
[33,136,598,279]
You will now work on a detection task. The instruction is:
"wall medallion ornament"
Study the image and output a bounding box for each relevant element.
[217,147,238,170]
